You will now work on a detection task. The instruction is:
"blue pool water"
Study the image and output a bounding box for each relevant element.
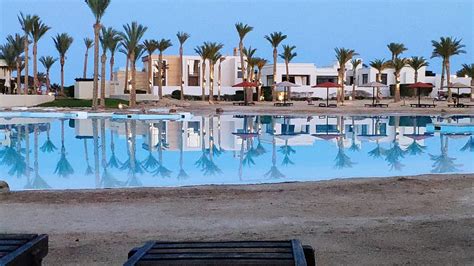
[1,114,473,191]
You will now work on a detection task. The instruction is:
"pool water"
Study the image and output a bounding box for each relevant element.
[1,114,473,191]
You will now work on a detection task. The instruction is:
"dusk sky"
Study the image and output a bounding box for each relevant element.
[1,0,473,85]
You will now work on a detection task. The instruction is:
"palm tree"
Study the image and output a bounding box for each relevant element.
[207,42,224,104]
[458,63,474,101]
[387,42,407,61]
[55,120,74,177]
[406,139,426,156]
[82,38,94,78]
[18,13,38,94]
[369,59,390,102]
[194,44,209,101]
[217,56,226,101]
[431,37,466,102]
[279,45,297,101]
[0,42,17,94]
[350,58,361,100]
[235,23,253,82]
[390,57,408,102]
[334,48,358,104]
[40,123,57,153]
[52,33,73,96]
[85,0,111,109]
[99,27,119,107]
[39,56,57,93]
[256,58,267,101]
[143,39,158,94]
[407,56,429,83]
[176,32,190,100]
[119,22,148,107]
[119,45,130,93]
[264,32,287,101]
[4,34,25,94]
[156,39,172,99]
[430,135,460,173]
[30,17,50,92]
[385,140,406,170]
[243,46,257,80]
[107,33,121,82]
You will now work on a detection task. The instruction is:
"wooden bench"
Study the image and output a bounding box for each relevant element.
[274,102,294,107]
[125,240,315,266]
[0,234,48,266]
[410,103,436,108]
[448,103,474,108]
[233,102,255,106]
[364,103,388,108]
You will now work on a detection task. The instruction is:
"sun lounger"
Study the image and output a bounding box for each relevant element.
[318,103,337,108]
[0,234,48,266]
[448,103,474,108]
[274,102,294,107]
[410,103,436,108]
[364,103,389,108]
[125,240,315,266]
[233,102,255,106]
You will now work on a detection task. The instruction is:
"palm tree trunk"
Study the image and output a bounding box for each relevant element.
[24,36,29,94]
[209,63,214,104]
[16,61,21,95]
[130,52,137,107]
[272,48,277,101]
[395,75,401,102]
[440,59,446,100]
[285,60,290,102]
[239,40,248,104]
[100,52,107,108]
[376,72,381,103]
[46,70,51,93]
[218,61,222,102]
[158,53,163,99]
[83,48,89,79]
[33,42,38,91]
[109,54,114,81]
[179,45,184,100]
[100,119,107,171]
[352,69,357,100]
[124,56,129,93]
[414,70,418,83]
[60,57,65,96]
[340,70,345,104]
[147,54,152,94]
[92,119,100,188]
[92,23,100,109]
[201,60,206,101]
[470,76,474,102]
[257,70,262,101]
[446,59,452,102]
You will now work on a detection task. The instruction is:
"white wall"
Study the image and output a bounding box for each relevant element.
[74,80,114,99]
[0,95,55,107]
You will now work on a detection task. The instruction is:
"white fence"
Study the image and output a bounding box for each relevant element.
[0,95,55,108]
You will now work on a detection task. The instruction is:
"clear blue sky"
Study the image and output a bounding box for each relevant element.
[1,0,473,85]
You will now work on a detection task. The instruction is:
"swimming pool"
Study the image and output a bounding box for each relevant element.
[1,114,473,191]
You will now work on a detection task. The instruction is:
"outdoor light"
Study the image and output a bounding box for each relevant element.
[118,103,124,109]
[278,94,284,101]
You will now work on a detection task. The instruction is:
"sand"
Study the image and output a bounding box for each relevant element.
[1,173,473,265]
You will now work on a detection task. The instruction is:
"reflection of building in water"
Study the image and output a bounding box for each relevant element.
[0,118,52,148]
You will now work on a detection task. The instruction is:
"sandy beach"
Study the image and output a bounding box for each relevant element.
[1,173,473,265]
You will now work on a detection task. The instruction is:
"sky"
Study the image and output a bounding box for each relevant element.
[1,0,473,85]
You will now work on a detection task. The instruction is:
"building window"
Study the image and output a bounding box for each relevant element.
[362,74,368,84]
[281,75,310,85]
[187,59,200,86]
[266,75,274,86]
[349,76,354,85]
[237,67,243,79]
[316,76,338,84]
[381,74,388,85]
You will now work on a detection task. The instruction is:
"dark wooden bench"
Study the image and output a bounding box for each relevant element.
[233,102,255,106]
[318,103,337,108]
[365,103,389,108]
[410,103,436,108]
[448,103,474,108]
[274,102,294,107]
[125,240,315,266]
[0,234,48,266]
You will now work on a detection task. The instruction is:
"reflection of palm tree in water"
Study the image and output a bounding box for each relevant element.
[177,121,188,179]
[54,120,74,178]
[384,116,406,171]
[406,117,426,156]
[460,136,474,152]
[124,120,143,187]
[349,117,360,152]
[254,116,266,157]
[142,123,159,171]
[108,130,122,169]
[264,118,284,179]
[92,119,100,187]
[40,123,57,153]
[334,116,355,169]
[7,126,28,178]
[430,134,461,173]
[368,117,386,158]
[83,139,93,175]
[196,116,221,176]
[100,119,123,188]
[153,121,172,177]
[25,125,50,189]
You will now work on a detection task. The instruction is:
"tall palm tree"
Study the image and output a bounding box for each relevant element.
[119,44,130,93]
[334,48,358,104]
[243,46,257,80]
[264,32,287,101]
[431,37,466,102]
[217,56,226,101]
[143,39,158,94]
[207,42,224,104]
[458,63,474,102]
[369,58,390,102]
[107,33,121,82]
[408,56,429,83]
[390,57,408,102]
[18,13,39,94]
[235,23,253,82]
[30,17,50,92]
[194,44,209,101]
[4,34,25,94]
[256,58,267,101]
[85,0,111,109]
[156,39,172,99]
[99,27,119,107]
[119,22,148,107]
[39,56,57,93]
[82,38,93,78]
[0,41,18,94]
[176,32,190,100]
[387,42,407,61]
[279,45,296,101]
[52,33,73,96]
[350,58,361,100]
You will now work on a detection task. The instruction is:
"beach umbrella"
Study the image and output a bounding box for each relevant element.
[232,81,258,105]
[442,82,472,105]
[275,81,300,104]
[311,82,341,106]
[359,82,388,106]
[407,82,434,106]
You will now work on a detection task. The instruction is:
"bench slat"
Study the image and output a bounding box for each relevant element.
[147,248,292,254]
[152,241,292,249]
[142,252,294,260]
